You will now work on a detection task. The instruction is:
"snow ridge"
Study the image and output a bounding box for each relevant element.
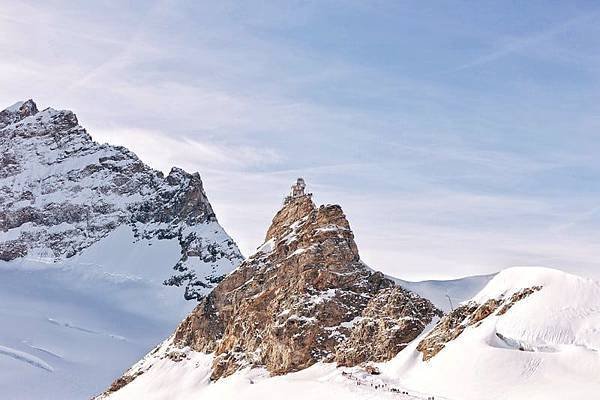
[384,266,600,400]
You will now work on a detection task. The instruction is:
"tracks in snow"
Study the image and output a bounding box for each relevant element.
[47,317,127,341]
[0,345,54,372]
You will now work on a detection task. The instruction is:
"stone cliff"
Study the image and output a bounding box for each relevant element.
[0,100,242,299]
[102,182,441,397]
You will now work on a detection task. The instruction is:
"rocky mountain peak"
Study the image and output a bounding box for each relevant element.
[0,100,242,300]
[0,99,39,128]
[101,180,441,396]
[19,99,39,116]
[265,193,316,242]
[257,179,359,267]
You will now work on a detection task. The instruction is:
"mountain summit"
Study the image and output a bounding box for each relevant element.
[99,179,441,397]
[0,100,243,399]
[0,99,39,127]
[0,100,242,300]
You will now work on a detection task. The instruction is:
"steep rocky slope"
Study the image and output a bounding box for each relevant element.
[100,182,441,397]
[0,100,242,300]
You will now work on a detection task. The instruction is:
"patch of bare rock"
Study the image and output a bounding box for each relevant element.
[416,286,542,360]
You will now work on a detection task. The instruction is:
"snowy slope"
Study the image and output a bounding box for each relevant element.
[99,336,448,400]
[0,236,192,400]
[0,100,243,399]
[384,267,600,400]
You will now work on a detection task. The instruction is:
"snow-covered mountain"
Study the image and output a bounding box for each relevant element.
[94,181,600,400]
[0,100,243,399]
[0,100,242,298]
[99,262,600,400]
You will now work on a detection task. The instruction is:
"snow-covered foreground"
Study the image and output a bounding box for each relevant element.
[0,227,196,400]
[102,267,600,400]
[383,267,600,400]
[103,341,446,400]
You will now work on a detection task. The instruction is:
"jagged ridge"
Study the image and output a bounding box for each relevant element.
[0,100,243,300]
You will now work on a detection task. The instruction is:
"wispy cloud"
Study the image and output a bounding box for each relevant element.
[2,1,600,280]
[91,127,282,173]
[454,10,600,71]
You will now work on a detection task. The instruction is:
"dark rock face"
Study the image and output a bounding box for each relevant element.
[104,372,143,395]
[416,286,542,361]
[171,193,440,380]
[0,241,27,261]
[336,286,443,366]
[0,100,242,299]
[0,100,38,129]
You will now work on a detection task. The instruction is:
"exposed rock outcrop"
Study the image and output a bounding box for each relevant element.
[0,100,38,129]
[174,195,393,379]
[102,182,441,396]
[0,100,242,299]
[417,286,542,360]
[336,286,442,365]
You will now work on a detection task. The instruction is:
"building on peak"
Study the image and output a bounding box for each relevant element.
[292,178,306,196]
[284,177,312,204]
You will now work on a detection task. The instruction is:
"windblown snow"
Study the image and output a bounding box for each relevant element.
[0,234,195,399]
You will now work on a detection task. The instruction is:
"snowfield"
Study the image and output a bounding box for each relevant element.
[394,273,495,312]
[0,227,196,400]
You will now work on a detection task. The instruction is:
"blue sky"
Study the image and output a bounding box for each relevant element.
[2,1,600,280]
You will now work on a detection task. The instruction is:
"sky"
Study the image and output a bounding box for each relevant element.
[2,0,600,280]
